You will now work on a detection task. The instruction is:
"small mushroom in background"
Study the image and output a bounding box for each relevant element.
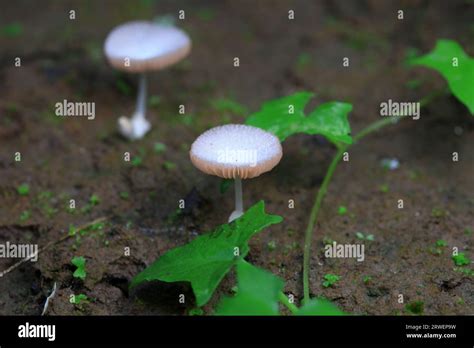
[190,124,282,222]
[104,20,191,140]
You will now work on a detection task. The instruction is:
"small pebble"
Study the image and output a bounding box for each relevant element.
[381,158,400,170]
[454,126,463,136]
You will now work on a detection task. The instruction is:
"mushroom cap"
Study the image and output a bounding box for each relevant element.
[104,21,191,73]
[190,124,283,179]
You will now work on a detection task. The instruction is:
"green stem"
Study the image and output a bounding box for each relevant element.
[353,117,401,142]
[352,89,442,142]
[278,291,298,314]
[302,91,442,303]
[302,147,345,302]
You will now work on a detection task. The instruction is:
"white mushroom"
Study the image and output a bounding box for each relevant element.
[190,124,282,222]
[104,21,191,140]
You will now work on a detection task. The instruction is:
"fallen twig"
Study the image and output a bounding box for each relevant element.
[41,281,57,316]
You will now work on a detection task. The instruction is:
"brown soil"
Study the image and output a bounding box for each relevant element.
[0,0,472,315]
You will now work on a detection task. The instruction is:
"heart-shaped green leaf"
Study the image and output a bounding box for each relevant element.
[129,201,282,307]
[296,298,345,316]
[215,259,284,315]
[71,256,87,280]
[246,92,353,145]
[410,39,474,115]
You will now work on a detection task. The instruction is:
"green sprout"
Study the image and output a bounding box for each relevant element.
[163,161,176,170]
[71,293,90,310]
[452,253,470,266]
[322,236,335,246]
[408,170,420,180]
[89,194,100,206]
[337,206,347,215]
[405,301,424,315]
[71,293,89,305]
[188,308,204,316]
[267,240,277,251]
[148,95,161,108]
[19,210,31,222]
[17,183,30,196]
[197,8,216,21]
[455,267,474,276]
[81,194,100,214]
[38,191,52,200]
[363,275,372,284]
[355,232,374,241]
[2,23,23,38]
[431,207,447,218]
[71,256,87,280]
[131,156,143,167]
[68,224,77,236]
[87,222,105,232]
[296,52,311,70]
[429,239,448,255]
[131,148,146,166]
[322,274,340,288]
[153,142,167,154]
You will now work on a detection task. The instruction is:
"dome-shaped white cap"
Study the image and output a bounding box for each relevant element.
[104,21,191,73]
[190,124,283,179]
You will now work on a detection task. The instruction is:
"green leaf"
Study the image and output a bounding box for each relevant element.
[163,161,176,170]
[296,298,345,316]
[89,194,100,206]
[337,205,347,215]
[19,210,30,222]
[215,260,284,315]
[71,256,86,280]
[410,39,474,115]
[17,183,30,196]
[129,201,283,306]
[355,232,365,240]
[452,252,470,266]
[2,23,23,38]
[188,308,204,316]
[153,142,167,154]
[322,273,340,288]
[72,294,89,305]
[405,301,424,315]
[246,92,353,145]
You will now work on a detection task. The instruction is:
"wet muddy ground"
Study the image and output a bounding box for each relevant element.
[0,0,472,315]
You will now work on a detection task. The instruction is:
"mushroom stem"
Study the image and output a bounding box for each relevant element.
[118,72,151,140]
[235,177,243,212]
[135,72,147,119]
[229,177,243,222]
